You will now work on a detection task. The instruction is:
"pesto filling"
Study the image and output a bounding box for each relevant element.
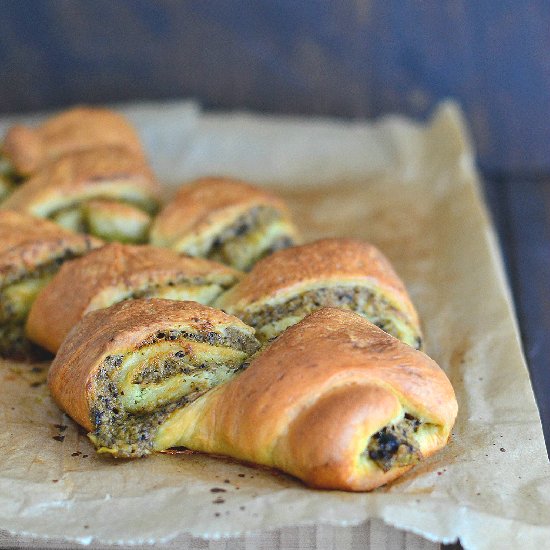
[0,252,81,358]
[241,286,422,349]
[133,275,235,302]
[366,414,422,471]
[206,206,295,270]
[50,198,156,244]
[86,275,237,317]
[89,328,259,456]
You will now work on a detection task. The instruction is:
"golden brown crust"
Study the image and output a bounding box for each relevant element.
[217,238,420,327]
[169,308,457,491]
[27,243,241,353]
[47,299,254,432]
[0,210,102,285]
[2,107,144,176]
[0,146,161,217]
[150,177,295,249]
[281,384,414,489]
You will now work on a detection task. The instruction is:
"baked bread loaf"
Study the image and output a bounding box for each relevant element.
[150,177,298,270]
[1,146,161,243]
[154,308,457,491]
[216,238,422,349]
[0,210,101,358]
[48,301,456,491]
[48,299,260,457]
[1,106,144,180]
[27,243,241,353]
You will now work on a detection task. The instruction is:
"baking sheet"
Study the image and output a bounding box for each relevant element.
[0,101,549,549]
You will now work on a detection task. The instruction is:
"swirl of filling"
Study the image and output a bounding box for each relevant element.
[47,299,260,457]
[149,308,456,491]
[0,211,101,358]
[216,239,423,349]
[150,178,298,271]
[26,243,242,354]
[1,147,161,244]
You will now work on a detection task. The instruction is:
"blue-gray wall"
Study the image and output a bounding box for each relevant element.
[1,1,549,172]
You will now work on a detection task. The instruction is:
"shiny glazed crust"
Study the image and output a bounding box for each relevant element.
[0,146,161,218]
[2,106,144,176]
[27,243,241,353]
[149,177,297,251]
[156,308,457,491]
[47,299,255,433]
[0,210,102,285]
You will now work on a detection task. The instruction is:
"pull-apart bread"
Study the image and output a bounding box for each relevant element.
[216,238,422,349]
[27,243,241,354]
[48,299,260,457]
[49,305,457,491]
[0,210,101,358]
[159,309,457,490]
[150,177,298,270]
[1,146,161,243]
[0,106,144,200]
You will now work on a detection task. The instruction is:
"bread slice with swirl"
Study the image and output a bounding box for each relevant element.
[27,243,241,354]
[154,308,457,491]
[150,177,298,271]
[0,210,101,358]
[1,146,161,243]
[216,238,423,349]
[48,299,260,457]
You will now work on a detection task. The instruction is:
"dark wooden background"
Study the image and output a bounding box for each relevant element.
[1,1,548,444]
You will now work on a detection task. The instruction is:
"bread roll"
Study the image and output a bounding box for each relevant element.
[1,146,161,243]
[1,106,144,178]
[48,302,456,490]
[150,177,298,270]
[216,238,422,349]
[48,299,260,457]
[27,243,241,353]
[154,308,457,491]
[0,210,101,358]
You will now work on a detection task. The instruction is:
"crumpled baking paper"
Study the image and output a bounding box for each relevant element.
[0,100,548,550]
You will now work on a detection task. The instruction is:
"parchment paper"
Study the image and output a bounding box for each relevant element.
[0,101,549,549]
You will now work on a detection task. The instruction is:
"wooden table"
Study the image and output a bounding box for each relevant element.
[483,175,550,446]
[0,521,449,549]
